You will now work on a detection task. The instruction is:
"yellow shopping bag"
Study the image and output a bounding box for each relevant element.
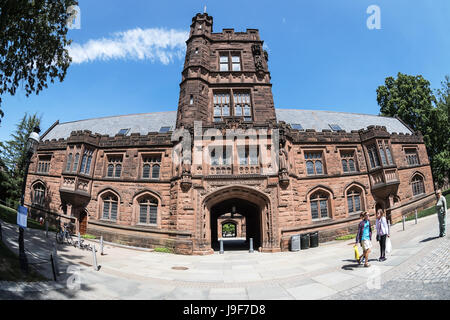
[353,245,360,261]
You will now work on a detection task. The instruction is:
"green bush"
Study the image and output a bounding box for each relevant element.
[81,234,97,239]
[335,234,356,241]
[154,247,173,253]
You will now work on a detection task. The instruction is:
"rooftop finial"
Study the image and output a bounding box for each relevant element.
[203,5,207,13]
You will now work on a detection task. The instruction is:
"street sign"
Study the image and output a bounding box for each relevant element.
[17,205,28,229]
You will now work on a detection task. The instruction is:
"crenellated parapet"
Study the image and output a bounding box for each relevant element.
[39,130,174,151]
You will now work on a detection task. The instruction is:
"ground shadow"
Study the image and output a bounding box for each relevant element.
[420,236,440,243]
[341,258,379,271]
[212,239,253,252]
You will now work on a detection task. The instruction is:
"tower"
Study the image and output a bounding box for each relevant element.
[176,13,277,129]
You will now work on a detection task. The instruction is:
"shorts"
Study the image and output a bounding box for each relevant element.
[361,239,372,251]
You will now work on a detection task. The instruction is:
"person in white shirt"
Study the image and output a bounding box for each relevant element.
[436,189,447,237]
[376,208,390,261]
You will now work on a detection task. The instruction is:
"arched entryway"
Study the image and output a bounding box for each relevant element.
[210,198,260,250]
[202,185,274,252]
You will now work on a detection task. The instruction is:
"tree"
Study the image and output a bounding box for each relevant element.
[432,76,450,187]
[0,0,77,123]
[376,73,450,188]
[0,113,41,205]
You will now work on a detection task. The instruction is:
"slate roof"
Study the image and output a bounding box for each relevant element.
[41,108,413,141]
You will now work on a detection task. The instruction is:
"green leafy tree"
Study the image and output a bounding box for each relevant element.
[0,113,41,205]
[432,76,450,187]
[376,73,449,188]
[0,0,77,122]
[222,223,236,237]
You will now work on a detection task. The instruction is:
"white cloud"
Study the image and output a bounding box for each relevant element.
[69,27,189,65]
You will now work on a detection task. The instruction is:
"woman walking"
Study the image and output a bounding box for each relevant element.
[356,212,372,267]
[376,209,390,261]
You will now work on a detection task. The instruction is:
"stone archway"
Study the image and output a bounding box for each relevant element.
[201,185,276,253]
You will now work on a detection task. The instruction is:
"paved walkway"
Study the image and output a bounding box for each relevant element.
[0,211,448,300]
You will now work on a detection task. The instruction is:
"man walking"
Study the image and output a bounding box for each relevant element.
[436,190,447,237]
[356,212,372,267]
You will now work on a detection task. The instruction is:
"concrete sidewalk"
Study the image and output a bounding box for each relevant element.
[0,211,448,300]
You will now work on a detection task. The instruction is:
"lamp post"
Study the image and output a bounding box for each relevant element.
[18,126,40,274]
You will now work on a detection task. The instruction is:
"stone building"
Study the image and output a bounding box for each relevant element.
[25,13,435,254]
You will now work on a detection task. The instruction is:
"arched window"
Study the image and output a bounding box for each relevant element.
[305,152,325,175]
[80,153,87,173]
[115,164,122,178]
[106,156,123,178]
[347,188,363,214]
[306,161,314,175]
[342,159,348,173]
[141,156,161,179]
[107,164,114,177]
[348,159,356,172]
[310,191,330,220]
[32,183,45,206]
[412,175,425,196]
[151,164,160,179]
[72,153,79,172]
[315,160,323,174]
[102,194,118,221]
[80,149,93,174]
[66,153,73,172]
[139,197,158,225]
[142,164,151,178]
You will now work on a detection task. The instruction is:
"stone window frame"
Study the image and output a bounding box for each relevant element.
[378,140,394,166]
[304,150,326,176]
[140,154,162,180]
[366,143,381,169]
[79,148,94,176]
[404,147,420,166]
[98,189,120,222]
[31,181,46,207]
[339,149,359,174]
[345,185,365,215]
[36,154,52,174]
[410,173,426,197]
[213,89,253,123]
[105,153,124,179]
[218,51,242,72]
[306,186,334,222]
[132,191,162,228]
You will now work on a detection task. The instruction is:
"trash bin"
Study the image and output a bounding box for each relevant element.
[300,233,310,250]
[309,231,319,248]
[290,235,300,251]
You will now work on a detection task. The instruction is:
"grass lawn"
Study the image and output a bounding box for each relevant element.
[0,204,57,232]
[0,240,47,282]
[335,234,356,241]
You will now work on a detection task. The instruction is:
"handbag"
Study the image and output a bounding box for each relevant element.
[385,237,392,254]
[354,245,360,261]
[376,234,380,242]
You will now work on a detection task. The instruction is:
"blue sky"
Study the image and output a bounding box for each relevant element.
[0,0,449,142]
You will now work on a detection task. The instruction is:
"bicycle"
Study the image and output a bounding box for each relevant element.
[55,223,75,245]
